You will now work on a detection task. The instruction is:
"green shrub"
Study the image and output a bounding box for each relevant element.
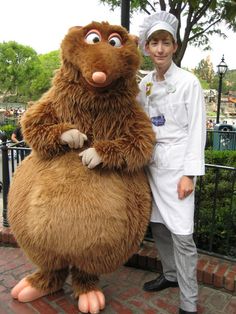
[0,124,16,140]
[195,150,236,258]
[205,150,236,167]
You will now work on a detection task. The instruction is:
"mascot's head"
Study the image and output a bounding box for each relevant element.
[60,21,141,88]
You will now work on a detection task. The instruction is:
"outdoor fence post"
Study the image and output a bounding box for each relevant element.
[1,139,10,227]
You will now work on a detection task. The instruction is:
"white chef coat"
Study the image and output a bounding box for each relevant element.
[138,62,206,235]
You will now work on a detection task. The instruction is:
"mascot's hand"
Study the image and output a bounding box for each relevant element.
[60,129,87,149]
[79,148,102,169]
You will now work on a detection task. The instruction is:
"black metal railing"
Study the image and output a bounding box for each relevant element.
[143,164,236,262]
[1,142,236,261]
[194,164,236,262]
[0,140,31,227]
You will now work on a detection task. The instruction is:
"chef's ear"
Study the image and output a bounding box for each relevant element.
[145,42,150,56]
[173,42,178,53]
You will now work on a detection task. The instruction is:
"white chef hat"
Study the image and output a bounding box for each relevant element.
[139,11,178,56]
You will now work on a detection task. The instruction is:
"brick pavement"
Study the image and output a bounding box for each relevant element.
[2,221,236,295]
[0,246,236,314]
[1,191,236,313]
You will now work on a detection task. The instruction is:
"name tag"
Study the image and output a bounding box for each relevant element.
[151,115,166,127]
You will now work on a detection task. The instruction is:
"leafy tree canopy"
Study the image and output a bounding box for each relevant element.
[224,69,236,91]
[100,0,236,66]
[193,56,236,92]
[0,42,60,102]
[39,50,61,78]
[194,56,215,87]
[0,41,40,100]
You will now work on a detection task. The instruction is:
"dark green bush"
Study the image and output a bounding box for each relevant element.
[0,124,16,140]
[195,150,236,259]
[205,150,236,167]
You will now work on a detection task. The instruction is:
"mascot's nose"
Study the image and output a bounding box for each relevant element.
[92,72,107,84]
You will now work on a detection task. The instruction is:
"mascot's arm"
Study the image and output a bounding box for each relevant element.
[21,101,85,158]
[93,107,155,172]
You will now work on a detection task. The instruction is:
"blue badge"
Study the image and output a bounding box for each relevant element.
[151,115,166,127]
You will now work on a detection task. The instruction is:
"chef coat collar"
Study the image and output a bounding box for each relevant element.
[152,61,178,84]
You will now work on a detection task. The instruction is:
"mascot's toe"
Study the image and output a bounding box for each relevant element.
[11,277,29,299]
[18,286,50,302]
[78,290,105,314]
[11,277,50,302]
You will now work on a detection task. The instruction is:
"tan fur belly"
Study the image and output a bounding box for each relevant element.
[8,152,151,273]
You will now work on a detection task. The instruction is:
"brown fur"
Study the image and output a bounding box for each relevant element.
[8,21,155,296]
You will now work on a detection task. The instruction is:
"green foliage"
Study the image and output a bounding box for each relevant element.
[29,51,61,101]
[0,42,61,102]
[39,50,60,74]
[225,70,236,91]
[198,78,210,89]
[194,57,214,87]
[0,41,41,101]
[37,51,61,93]
[211,74,228,92]
[194,58,236,92]
[140,54,154,70]
[205,150,236,167]
[195,150,236,258]
[0,124,16,139]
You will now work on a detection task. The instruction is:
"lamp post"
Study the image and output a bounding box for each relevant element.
[216,55,228,124]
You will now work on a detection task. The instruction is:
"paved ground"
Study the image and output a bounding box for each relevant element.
[0,246,236,314]
[1,179,236,313]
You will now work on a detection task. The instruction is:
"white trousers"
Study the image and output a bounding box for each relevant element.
[151,222,198,312]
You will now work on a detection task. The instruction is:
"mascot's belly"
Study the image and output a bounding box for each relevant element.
[8,152,151,273]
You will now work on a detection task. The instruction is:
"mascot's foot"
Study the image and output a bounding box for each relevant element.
[11,277,52,302]
[78,290,105,314]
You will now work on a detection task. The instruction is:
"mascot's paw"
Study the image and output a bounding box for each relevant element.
[61,129,88,149]
[78,290,105,314]
[79,148,102,169]
[11,277,51,302]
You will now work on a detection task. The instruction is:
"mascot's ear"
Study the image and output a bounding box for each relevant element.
[129,34,139,46]
[68,26,83,32]
[27,101,34,108]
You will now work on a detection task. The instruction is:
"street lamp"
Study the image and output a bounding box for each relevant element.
[216,55,228,124]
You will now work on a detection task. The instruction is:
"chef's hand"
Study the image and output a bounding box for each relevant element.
[177,176,194,200]
[79,148,102,169]
[60,129,87,149]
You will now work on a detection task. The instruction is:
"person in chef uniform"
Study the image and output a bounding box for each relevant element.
[138,11,206,314]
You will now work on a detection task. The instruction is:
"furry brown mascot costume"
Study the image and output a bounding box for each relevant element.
[8,21,155,314]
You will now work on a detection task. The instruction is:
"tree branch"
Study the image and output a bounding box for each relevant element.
[189,18,222,41]
[139,0,156,15]
[191,0,215,26]
[159,0,166,10]
[140,7,151,14]
[146,0,156,12]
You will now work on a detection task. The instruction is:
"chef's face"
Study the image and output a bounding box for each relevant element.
[145,31,177,70]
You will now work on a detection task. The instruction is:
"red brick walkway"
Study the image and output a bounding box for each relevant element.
[0,246,236,314]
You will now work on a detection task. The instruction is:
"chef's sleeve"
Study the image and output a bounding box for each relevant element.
[184,78,206,176]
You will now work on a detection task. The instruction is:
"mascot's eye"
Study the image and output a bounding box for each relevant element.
[108,33,122,47]
[85,32,101,44]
